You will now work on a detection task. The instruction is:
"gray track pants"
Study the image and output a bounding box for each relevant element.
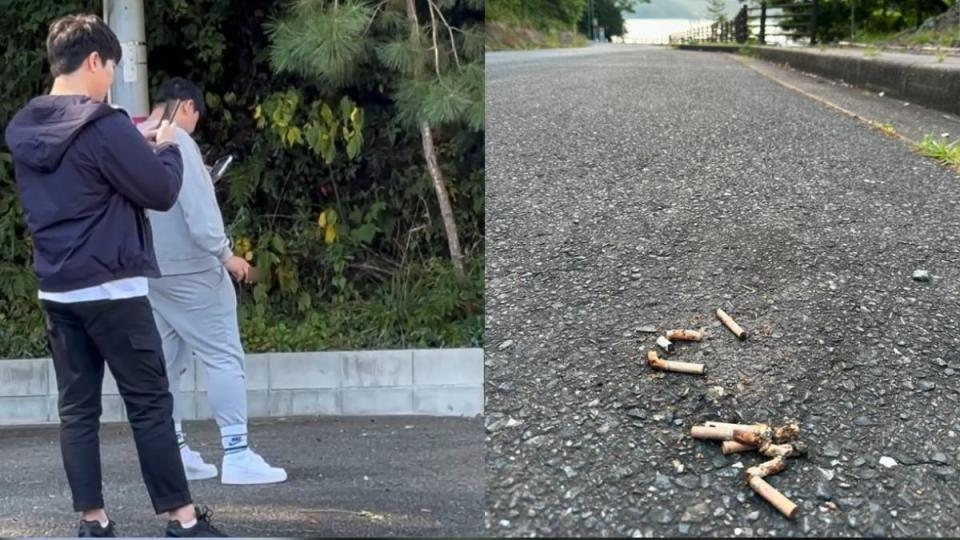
[148,266,247,429]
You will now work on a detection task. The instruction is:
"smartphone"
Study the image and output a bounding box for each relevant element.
[158,99,181,128]
[210,154,234,184]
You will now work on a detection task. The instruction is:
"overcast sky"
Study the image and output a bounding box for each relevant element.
[626,0,744,19]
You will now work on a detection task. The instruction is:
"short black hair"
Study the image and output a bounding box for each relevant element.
[46,14,122,77]
[154,77,206,117]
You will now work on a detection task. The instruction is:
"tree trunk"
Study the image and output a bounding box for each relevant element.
[420,120,465,281]
[404,0,466,282]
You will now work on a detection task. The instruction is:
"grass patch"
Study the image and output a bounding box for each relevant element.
[908,30,938,45]
[880,122,897,136]
[486,21,586,51]
[863,45,881,57]
[852,30,900,44]
[738,46,759,58]
[916,134,960,170]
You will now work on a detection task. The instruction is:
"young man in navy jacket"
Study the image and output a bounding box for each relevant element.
[4,14,223,538]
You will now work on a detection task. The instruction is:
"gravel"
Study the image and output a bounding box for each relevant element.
[486,45,960,537]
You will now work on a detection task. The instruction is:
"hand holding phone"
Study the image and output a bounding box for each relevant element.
[210,155,234,183]
[158,99,181,128]
[155,120,176,145]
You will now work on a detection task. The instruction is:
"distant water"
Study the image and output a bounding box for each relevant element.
[621,18,714,44]
[620,18,792,45]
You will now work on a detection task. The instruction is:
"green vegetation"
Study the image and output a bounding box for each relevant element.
[809,0,958,45]
[487,0,647,49]
[488,0,588,31]
[707,0,729,23]
[486,21,587,50]
[864,44,882,56]
[0,0,484,358]
[917,134,960,170]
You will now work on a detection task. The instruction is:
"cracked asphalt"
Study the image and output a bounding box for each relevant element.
[485,44,960,537]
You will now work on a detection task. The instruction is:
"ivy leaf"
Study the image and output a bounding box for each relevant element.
[324,224,339,245]
[347,133,362,160]
[339,95,352,122]
[321,103,334,125]
[350,223,378,244]
[286,126,303,146]
[271,234,287,254]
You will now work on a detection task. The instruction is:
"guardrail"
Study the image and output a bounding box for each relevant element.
[668,0,818,45]
[668,18,740,45]
[750,0,819,45]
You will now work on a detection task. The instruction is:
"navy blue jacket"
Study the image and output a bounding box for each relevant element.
[4,95,183,292]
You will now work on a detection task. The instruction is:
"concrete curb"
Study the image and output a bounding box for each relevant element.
[675,44,960,116]
[0,348,483,425]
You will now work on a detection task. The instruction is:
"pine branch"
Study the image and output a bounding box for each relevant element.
[429,0,462,72]
[364,0,392,37]
[428,0,442,78]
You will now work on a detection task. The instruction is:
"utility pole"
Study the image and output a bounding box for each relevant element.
[587,0,595,40]
[850,0,855,40]
[104,0,150,123]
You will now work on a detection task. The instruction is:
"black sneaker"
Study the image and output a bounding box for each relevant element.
[78,519,116,537]
[164,505,226,537]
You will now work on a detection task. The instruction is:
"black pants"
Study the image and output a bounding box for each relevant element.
[42,295,192,514]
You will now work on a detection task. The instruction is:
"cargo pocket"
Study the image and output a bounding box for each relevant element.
[129,332,167,378]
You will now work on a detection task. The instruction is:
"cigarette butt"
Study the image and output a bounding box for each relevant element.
[666,329,704,342]
[704,422,768,432]
[661,360,704,374]
[690,424,734,440]
[732,428,764,447]
[760,442,805,459]
[716,308,747,340]
[722,440,755,454]
[772,423,800,442]
[748,475,798,518]
[746,457,787,478]
[647,350,704,375]
[656,335,675,353]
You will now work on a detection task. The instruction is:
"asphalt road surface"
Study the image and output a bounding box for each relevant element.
[486,44,960,537]
[0,416,483,537]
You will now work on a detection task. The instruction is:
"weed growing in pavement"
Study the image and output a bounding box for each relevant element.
[936,51,947,63]
[880,122,897,136]
[864,45,881,58]
[917,135,960,171]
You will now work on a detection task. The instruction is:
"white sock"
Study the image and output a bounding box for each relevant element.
[221,424,248,455]
[180,518,197,529]
[98,517,109,528]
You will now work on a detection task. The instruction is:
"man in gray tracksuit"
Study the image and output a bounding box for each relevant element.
[144,78,286,485]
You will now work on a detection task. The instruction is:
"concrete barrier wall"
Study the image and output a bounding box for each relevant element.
[675,44,960,116]
[755,48,960,115]
[0,348,483,425]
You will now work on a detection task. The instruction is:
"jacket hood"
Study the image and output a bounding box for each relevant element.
[4,95,121,172]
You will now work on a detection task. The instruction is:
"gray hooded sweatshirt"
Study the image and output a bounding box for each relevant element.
[148,127,233,275]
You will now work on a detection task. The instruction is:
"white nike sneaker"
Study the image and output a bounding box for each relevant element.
[180,445,219,481]
[221,449,288,485]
